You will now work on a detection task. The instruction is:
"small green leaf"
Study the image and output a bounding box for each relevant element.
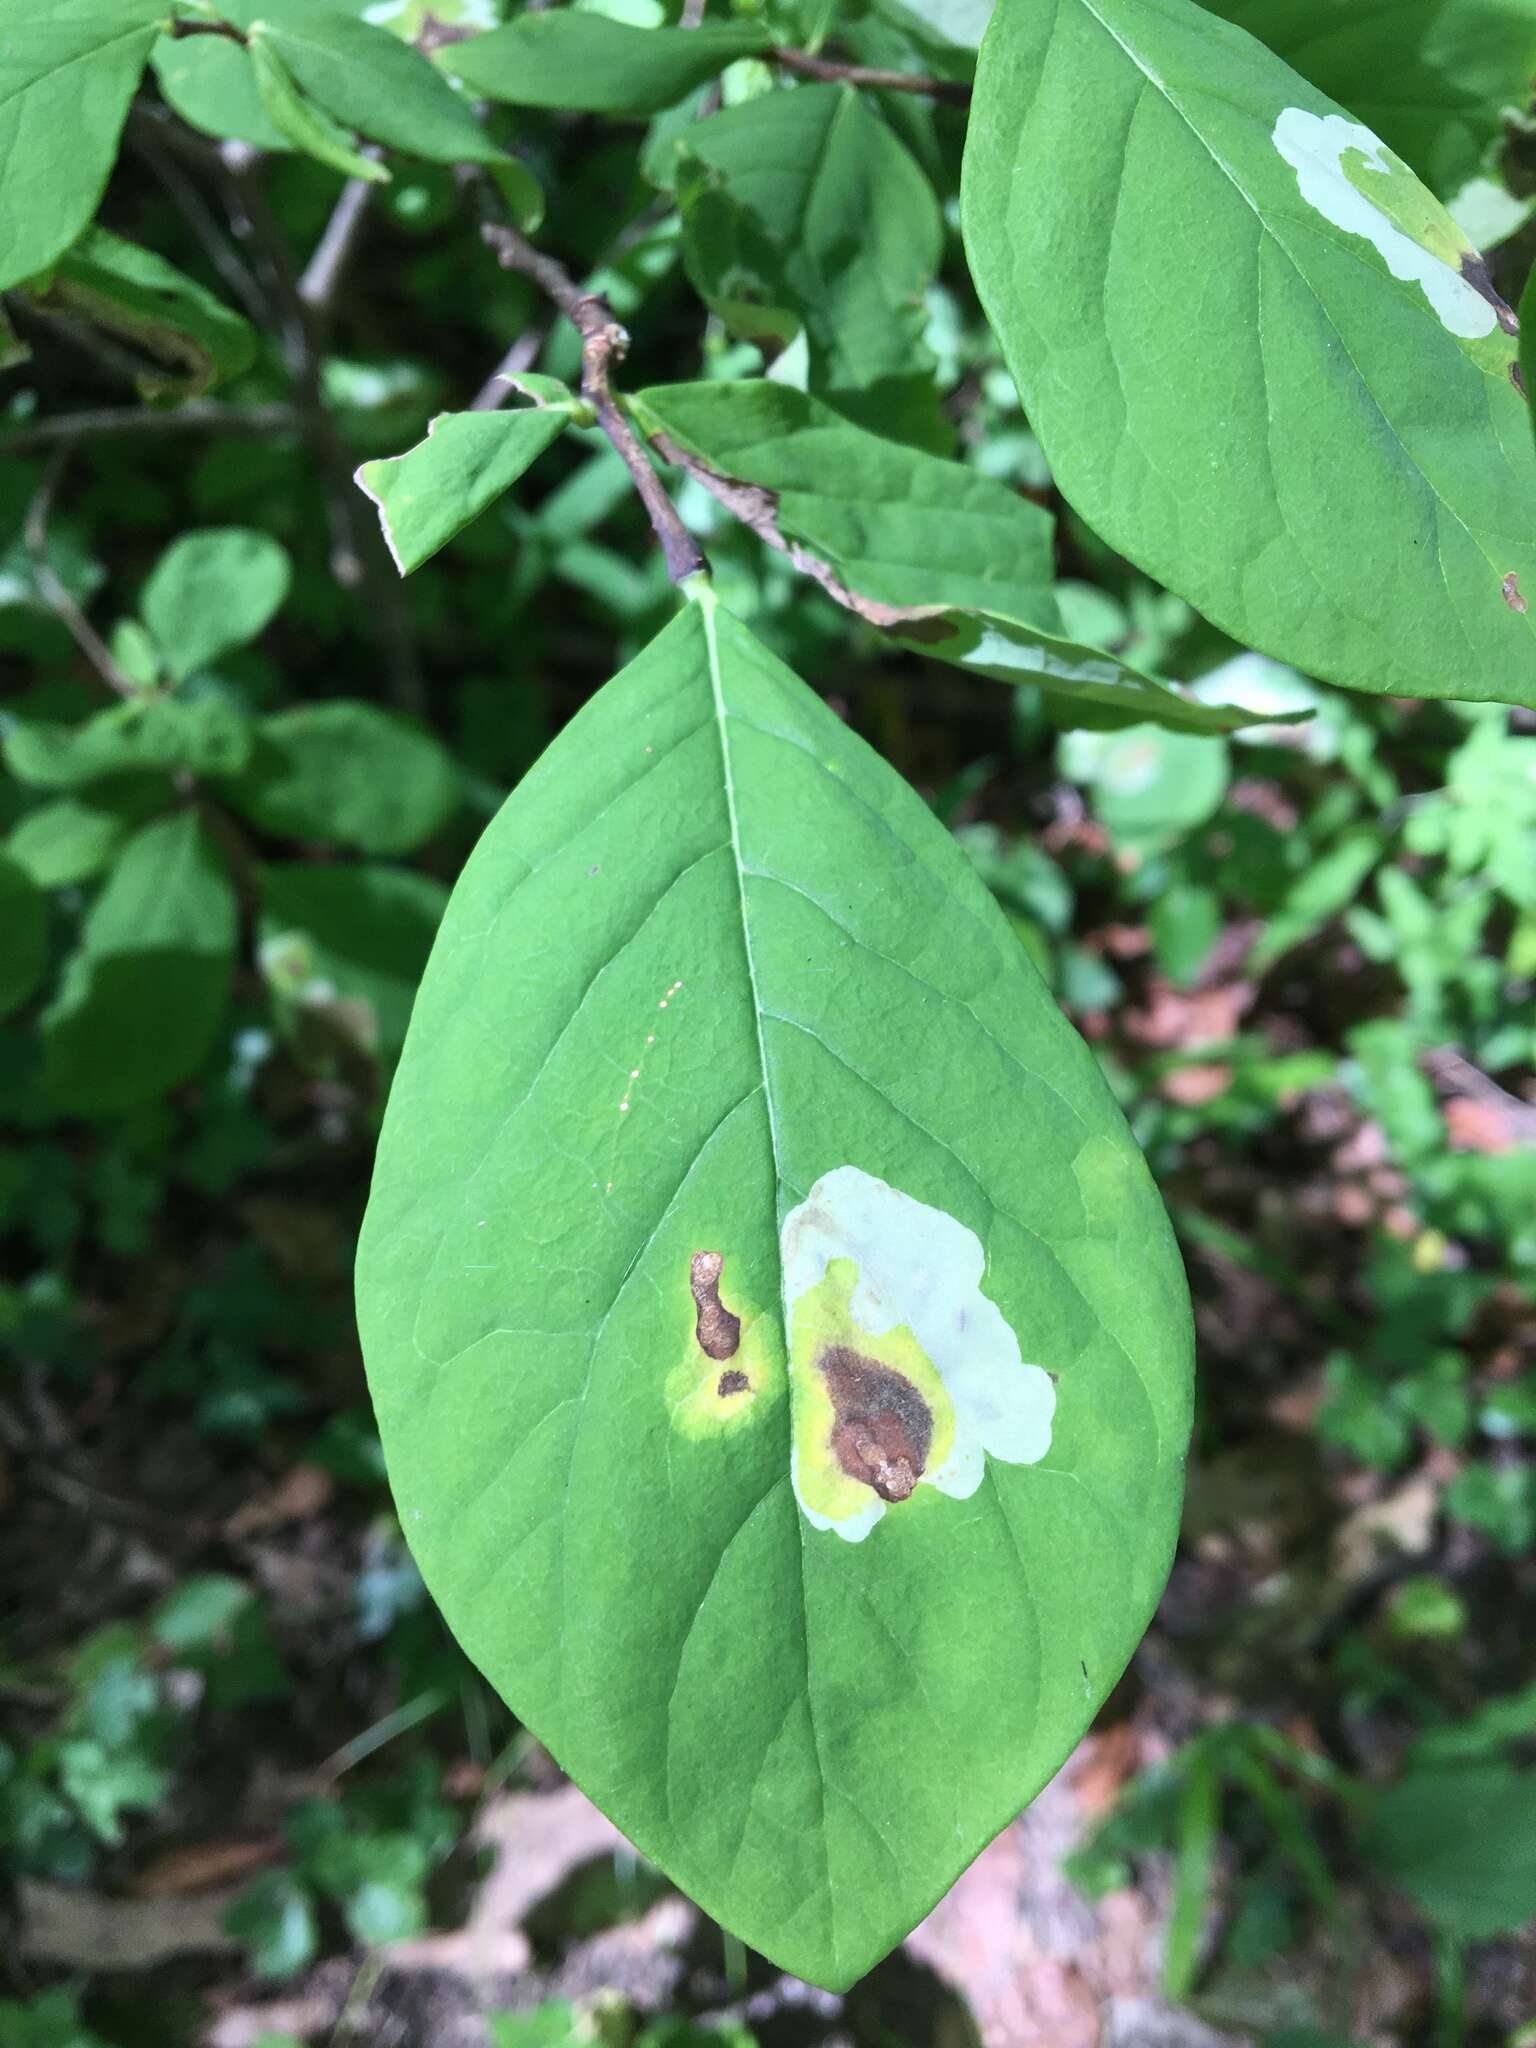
[1060,724,1231,851]
[238,0,509,165]
[678,85,942,426]
[142,528,292,683]
[1204,0,1536,198]
[357,590,1192,1988]
[962,0,1536,708]
[5,698,254,791]
[357,407,575,575]
[439,15,773,117]
[151,32,293,152]
[248,32,393,185]
[40,812,237,1117]
[0,5,166,292]
[221,703,460,855]
[5,792,157,889]
[0,855,47,1022]
[1360,1765,1536,1938]
[257,861,448,1059]
[30,225,258,400]
[223,1871,319,1979]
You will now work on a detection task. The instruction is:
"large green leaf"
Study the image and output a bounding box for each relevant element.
[439,16,773,117]
[0,4,166,292]
[633,379,1277,733]
[962,0,1536,710]
[41,811,237,1116]
[677,86,943,433]
[356,589,1192,1988]
[1202,0,1536,198]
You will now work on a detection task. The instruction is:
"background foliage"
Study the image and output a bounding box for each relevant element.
[2,0,1535,2041]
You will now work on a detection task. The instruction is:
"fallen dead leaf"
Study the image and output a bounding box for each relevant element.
[20,1878,239,1968]
[224,1462,334,1538]
[132,1838,280,1898]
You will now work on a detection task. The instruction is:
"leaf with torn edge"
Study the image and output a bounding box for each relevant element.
[963,0,1536,710]
[357,393,583,576]
[438,15,773,117]
[27,229,258,401]
[632,380,1276,734]
[356,584,1193,1990]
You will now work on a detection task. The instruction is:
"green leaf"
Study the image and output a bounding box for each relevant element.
[223,1871,319,1979]
[5,697,253,790]
[678,86,943,424]
[257,861,448,1060]
[4,792,156,889]
[1360,1765,1536,1938]
[150,33,293,152]
[439,16,772,117]
[357,407,577,575]
[1522,262,1536,444]
[247,32,392,184]
[356,589,1192,1988]
[141,528,292,683]
[31,226,258,400]
[1202,0,1536,198]
[0,855,47,1022]
[40,811,237,1116]
[237,1,509,166]
[0,4,166,293]
[1060,724,1231,850]
[634,379,1057,621]
[633,379,1261,734]
[963,0,1536,709]
[221,702,461,855]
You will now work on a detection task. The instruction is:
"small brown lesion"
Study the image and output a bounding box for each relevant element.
[716,1368,750,1398]
[689,1251,741,1361]
[1460,252,1520,336]
[1503,571,1528,615]
[818,1345,933,1503]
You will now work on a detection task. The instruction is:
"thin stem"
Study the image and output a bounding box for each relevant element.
[23,451,136,699]
[299,151,383,313]
[130,110,269,324]
[470,320,553,411]
[482,222,707,584]
[2,402,300,453]
[771,46,971,104]
[222,152,423,708]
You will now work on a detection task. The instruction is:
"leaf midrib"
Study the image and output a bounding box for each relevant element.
[698,590,840,1970]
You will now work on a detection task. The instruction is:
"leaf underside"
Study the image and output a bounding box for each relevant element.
[356,597,1192,1988]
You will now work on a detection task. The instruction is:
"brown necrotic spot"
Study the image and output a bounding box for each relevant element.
[716,1368,750,1398]
[818,1346,933,1503]
[1504,572,1528,615]
[1460,252,1520,335]
[689,1251,741,1361]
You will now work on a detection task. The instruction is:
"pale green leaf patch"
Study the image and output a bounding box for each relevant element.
[357,401,582,575]
[357,586,1192,1987]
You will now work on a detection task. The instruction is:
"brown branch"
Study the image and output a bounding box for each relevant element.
[167,15,246,40]
[2,402,300,453]
[482,222,707,584]
[23,451,137,699]
[771,47,971,106]
[470,320,554,411]
[299,150,383,313]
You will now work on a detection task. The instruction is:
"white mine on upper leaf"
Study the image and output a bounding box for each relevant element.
[1271,108,1497,341]
[781,1165,1055,1542]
